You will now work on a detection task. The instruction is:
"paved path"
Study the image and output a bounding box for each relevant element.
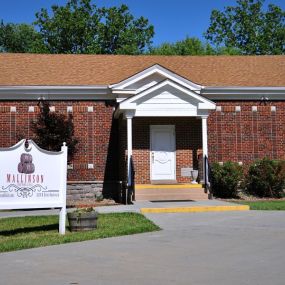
[0,200,237,218]
[1,210,285,285]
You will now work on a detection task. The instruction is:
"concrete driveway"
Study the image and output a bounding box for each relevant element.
[1,211,285,285]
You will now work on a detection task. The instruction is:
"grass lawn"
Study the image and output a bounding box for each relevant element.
[0,212,160,253]
[234,200,285,210]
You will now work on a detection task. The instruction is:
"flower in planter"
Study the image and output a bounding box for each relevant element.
[68,207,98,232]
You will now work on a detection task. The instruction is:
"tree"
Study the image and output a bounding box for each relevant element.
[149,36,242,55]
[32,99,78,161]
[149,37,216,55]
[215,46,242,55]
[34,0,101,54]
[0,0,154,54]
[0,21,44,53]
[97,5,154,54]
[34,0,154,54]
[205,0,285,55]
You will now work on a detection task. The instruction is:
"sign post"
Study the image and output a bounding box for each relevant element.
[0,140,68,235]
[59,142,67,234]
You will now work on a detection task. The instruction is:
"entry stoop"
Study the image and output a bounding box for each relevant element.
[135,184,208,201]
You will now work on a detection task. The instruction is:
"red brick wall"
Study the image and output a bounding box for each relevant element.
[208,101,284,165]
[0,101,118,182]
[1,100,285,186]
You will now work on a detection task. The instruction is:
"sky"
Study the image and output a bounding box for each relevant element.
[0,0,284,46]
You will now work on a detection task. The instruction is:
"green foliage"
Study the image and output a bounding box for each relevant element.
[2,0,283,55]
[34,0,102,54]
[0,21,45,53]
[149,37,214,55]
[32,99,78,161]
[211,162,243,198]
[214,46,242,55]
[149,36,242,55]
[205,0,285,55]
[245,158,285,198]
[0,0,154,54]
[97,4,154,54]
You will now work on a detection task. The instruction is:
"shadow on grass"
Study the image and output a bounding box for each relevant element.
[0,223,59,236]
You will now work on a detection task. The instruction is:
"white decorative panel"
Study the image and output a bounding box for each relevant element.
[28,106,35,113]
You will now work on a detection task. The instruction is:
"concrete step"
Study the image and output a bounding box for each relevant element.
[135,185,208,201]
[136,188,204,193]
[136,184,203,189]
[136,195,209,201]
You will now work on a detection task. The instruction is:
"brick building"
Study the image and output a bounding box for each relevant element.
[0,54,284,202]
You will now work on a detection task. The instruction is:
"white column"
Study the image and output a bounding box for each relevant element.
[202,116,208,157]
[202,116,208,183]
[126,114,133,186]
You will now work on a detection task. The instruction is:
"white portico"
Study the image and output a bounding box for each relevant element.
[112,65,215,188]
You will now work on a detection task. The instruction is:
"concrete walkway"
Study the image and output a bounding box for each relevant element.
[0,205,285,284]
[0,200,238,218]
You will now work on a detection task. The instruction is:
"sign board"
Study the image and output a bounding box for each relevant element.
[0,140,67,234]
[181,167,193,177]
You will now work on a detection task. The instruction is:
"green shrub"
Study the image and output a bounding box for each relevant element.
[245,158,285,198]
[211,161,243,198]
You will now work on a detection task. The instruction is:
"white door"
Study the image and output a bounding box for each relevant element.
[150,125,176,181]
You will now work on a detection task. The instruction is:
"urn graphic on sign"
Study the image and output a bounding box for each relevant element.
[18,153,35,174]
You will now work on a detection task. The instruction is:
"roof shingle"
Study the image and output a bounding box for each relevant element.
[0,53,284,87]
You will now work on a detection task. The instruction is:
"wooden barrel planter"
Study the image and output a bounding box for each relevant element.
[67,210,98,232]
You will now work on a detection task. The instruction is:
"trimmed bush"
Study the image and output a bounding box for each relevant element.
[245,158,285,198]
[211,161,243,198]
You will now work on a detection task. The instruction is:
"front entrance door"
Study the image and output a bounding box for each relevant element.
[150,125,176,181]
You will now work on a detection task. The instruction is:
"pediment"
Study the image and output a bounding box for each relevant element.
[118,79,215,117]
[111,64,203,94]
[132,83,202,106]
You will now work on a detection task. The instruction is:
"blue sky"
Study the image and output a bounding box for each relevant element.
[1,0,284,46]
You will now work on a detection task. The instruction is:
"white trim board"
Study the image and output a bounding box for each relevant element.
[1,85,284,101]
[110,64,203,91]
[202,87,285,100]
[0,86,114,100]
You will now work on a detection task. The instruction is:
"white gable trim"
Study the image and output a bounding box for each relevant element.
[116,79,215,118]
[110,64,203,91]
[120,79,215,108]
